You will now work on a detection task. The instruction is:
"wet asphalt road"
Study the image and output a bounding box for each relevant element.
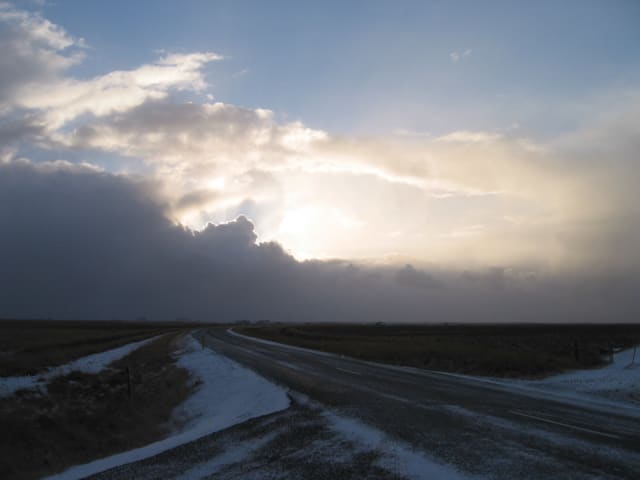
[200,328,640,479]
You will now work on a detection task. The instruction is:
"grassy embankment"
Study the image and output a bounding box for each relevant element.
[238,323,640,378]
[0,319,183,376]
[0,321,201,480]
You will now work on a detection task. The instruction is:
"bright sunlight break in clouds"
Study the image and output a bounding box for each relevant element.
[1,1,639,322]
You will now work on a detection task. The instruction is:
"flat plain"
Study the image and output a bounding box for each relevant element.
[238,323,640,377]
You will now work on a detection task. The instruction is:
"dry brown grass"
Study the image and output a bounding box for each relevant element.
[0,320,187,376]
[238,323,640,378]
[0,331,195,480]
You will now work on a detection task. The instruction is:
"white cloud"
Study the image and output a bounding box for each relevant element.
[21,51,221,128]
[231,68,250,79]
[0,2,85,112]
[449,48,472,62]
[0,2,80,50]
[0,4,221,128]
[66,100,324,166]
[435,130,502,144]
[392,128,431,137]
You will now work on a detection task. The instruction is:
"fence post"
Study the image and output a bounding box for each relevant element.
[126,365,133,400]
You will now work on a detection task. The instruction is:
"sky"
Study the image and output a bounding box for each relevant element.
[1,1,639,322]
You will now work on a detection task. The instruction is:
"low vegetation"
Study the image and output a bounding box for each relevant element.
[238,323,640,378]
[0,326,196,480]
[0,320,189,376]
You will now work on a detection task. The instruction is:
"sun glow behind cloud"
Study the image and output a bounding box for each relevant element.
[2,1,640,325]
[1,2,639,276]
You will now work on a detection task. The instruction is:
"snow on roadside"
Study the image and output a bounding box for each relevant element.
[43,333,290,480]
[171,334,290,435]
[523,346,640,405]
[0,335,160,398]
[291,393,475,480]
[173,431,280,480]
[428,346,640,414]
[232,327,640,414]
[325,413,474,480]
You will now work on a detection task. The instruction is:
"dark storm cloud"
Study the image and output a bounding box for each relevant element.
[1,161,639,323]
[395,265,442,289]
[0,116,45,150]
[0,160,321,321]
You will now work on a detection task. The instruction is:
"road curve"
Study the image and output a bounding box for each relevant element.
[202,327,640,479]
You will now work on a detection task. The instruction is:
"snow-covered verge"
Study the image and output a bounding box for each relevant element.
[43,333,290,480]
[86,393,480,480]
[172,334,290,435]
[410,347,640,415]
[521,346,640,406]
[292,393,476,480]
[0,335,160,398]
[325,411,474,479]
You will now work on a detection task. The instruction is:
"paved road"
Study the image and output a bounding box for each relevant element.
[202,328,640,479]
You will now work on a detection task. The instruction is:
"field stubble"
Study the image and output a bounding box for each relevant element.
[238,323,640,378]
[0,322,197,480]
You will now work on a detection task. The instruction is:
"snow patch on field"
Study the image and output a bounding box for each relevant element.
[432,346,640,415]
[0,336,159,398]
[526,347,640,405]
[43,334,290,480]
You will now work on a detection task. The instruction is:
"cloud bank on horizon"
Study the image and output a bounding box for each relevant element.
[0,2,638,322]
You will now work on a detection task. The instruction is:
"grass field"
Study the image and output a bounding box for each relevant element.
[0,320,202,480]
[0,319,191,376]
[238,323,640,378]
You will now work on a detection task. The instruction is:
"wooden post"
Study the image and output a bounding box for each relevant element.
[126,365,133,400]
